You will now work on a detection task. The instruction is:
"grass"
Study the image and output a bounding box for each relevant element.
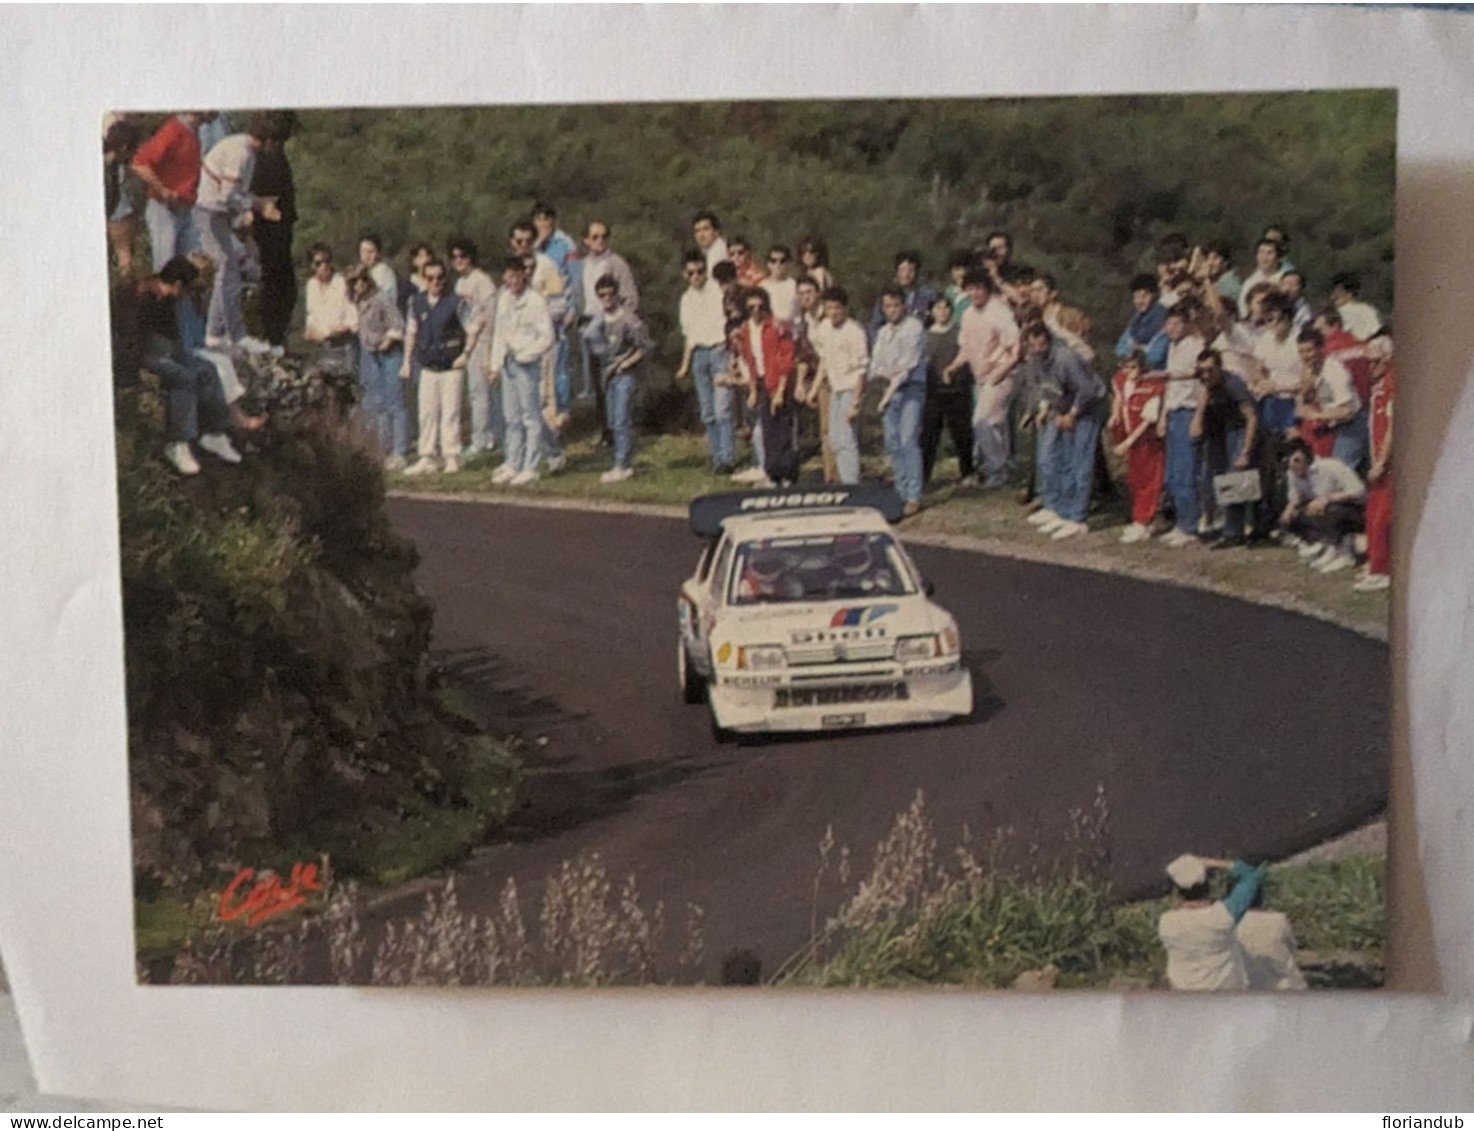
[388,415,1390,639]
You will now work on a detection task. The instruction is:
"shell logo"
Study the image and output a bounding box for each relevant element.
[716,641,733,664]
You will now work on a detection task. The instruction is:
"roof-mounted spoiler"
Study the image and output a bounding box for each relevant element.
[688,486,905,537]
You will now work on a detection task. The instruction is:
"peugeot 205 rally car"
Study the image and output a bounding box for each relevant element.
[678,487,973,737]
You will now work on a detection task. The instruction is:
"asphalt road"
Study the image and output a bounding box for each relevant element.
[385,497,1389,981]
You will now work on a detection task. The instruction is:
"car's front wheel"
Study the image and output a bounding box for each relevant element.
[679,640,706,704]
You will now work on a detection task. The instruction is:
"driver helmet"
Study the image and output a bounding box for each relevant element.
[832,537,874,577]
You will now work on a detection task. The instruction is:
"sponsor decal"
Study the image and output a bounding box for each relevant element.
[791,626,889,644]
[738,491,853,511]
[716,641,733,664]
[830,603,899,628]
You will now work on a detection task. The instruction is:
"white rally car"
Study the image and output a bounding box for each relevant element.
[678,488,974,737]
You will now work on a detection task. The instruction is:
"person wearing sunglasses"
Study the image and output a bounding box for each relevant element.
[731,287,800,488]
[675,250,736,475]
[302,243,358,373]
[760,245,798,327]
[401,259,475,477]
[447,238,501,461]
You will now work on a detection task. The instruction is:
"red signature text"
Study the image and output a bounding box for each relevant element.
[217,863,324,927]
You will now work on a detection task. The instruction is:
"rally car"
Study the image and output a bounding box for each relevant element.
[678,487,974,737]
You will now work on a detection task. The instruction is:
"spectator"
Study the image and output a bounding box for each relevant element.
[797,236,835,293]
[582,273,652,484]
[401,258,472,477]
[1235,885,1308,992]
[578,220,639,432]
[489,256,556,486]
[733,287,800,488]
[675,251,736,475]
[193,113,280,353]
[1018,322,1104,541]
[761,244,799,325]
[943,249,976,327]
[869,251,940,338]
[1355,339,1395,593]
[111,256,240,475]
[1155,306,1207,547]
[195,110,233,156]
[104,119,143,277]
[1329,272,1384,342]
[693,210,729,272]
[1280,438,1366,574]
[448,237,500,460]
[870,287,930,517]
[1108,351,1165,544]
[302,244,358,371]
[1249,292,1303,435]
[511,217,570,449]
[405,242,435,297]
[1192,348,1260,549]
[1028,273,1094,363]
[179,250,265,438]
[1115,273,1170,369]
[809,285,869,487]
[793,275,835,483]
[921,295,976,488]
[1295,326,1365,471]
[728,235,767,288]
[714,262,767,485]
[950,269,1020,489]
[347,266,409,471]
[1279,269,1312,330]
[981,230,1028,305]
[1157,854,1265,991]
[1195,241,1242,307]
[1261,224,1297,271]
[249,112,298,349]
[1238,238,1287,318]
[132,111,209,270]
[358,233,398,296]
[532,202,578,418]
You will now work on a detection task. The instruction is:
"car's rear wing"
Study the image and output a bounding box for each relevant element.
[688,486,906,537]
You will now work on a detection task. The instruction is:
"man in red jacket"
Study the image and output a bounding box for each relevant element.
[1355,338,1395,592]
[132,111,215,270]
[733,287,799,487]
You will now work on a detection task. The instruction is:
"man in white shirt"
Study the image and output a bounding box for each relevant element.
[1154,307,1205,546]
[489,257,556,487]
[1280,438,1367,573]
[675,250,735,474]
[1237,238,1287,319]
[1296,326,1364,469]
[357,233,398,297]
[869,289,928,515]
[1236,893,1308,991]
[449,238,500,459]
[760,245,799,326]
[1329,272,1384,342]
[808,285,869,485]
[577,220,638,437]
[511,218,569,459]
[1157,854,1265,992]
[949,270,1020,489]
[193,113,281,351]
[692,210,729,273]
[302,244,357,372]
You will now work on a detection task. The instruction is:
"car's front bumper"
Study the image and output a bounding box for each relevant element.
[708,665,973,733]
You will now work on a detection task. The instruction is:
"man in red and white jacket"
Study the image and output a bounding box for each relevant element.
[732,287,799,487]
[1356,340,1395,592]
[132,111,214,270]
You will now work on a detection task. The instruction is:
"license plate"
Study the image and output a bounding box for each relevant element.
[822,713,866,728]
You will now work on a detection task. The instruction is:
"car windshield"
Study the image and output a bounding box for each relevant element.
[728,532,917,605]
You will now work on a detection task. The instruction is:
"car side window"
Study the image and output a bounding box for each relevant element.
[710,537,733,601]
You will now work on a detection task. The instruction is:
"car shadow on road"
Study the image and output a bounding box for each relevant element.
[433,645,592,735]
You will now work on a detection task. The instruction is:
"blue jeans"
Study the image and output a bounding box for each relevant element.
[606,371,636,469]
[552,331,572,413]
[360,346,408,457]
[1164,408,1200,534]
[465,346,502,452]
[145,198,198,271]
[883,383,925,504]
[829,387,861,484]
[1199,426,1249,539]
[147,351,228,443]
[195,208,243,342]
[690,345,734,468]
[500,357,543,473]
[1039,415,1099,522]
[1332,409,1369,473]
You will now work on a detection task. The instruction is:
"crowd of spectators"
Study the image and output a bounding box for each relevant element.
[105,113,1395,592]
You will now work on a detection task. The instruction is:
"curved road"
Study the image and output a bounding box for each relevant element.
[386,497,1389,978]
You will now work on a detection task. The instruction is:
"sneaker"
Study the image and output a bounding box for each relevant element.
[236,335,273,356]
[1160,529,1196,548]
[1037,514,1066,534]
[1026,508,1060,527]
[1352,573,1391,592]
[204,334,232,351]
[491,463,518,484]
[1050,519,1088,540]
[1208,535,1246,552]
[384,454,407,473]
[197,433,242,464]
[599,466,634,484]
[957,474,981,489]
[713,462,735,477]
[731,466,766,483]
[442,457,461,475]
[901,500,922,519]
[404,457,437,477]
[545,453,568,474]
[462,442,487,459]
[1281,533,1304,549]
[1317,550,1355,574]
[1298,540,1328,560]
[268,345,285,360]
[1353,533,1369,557]
[1119,522,1150,544]
[510,469,540,486]
[164,442,200,476]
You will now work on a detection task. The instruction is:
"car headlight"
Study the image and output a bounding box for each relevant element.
[739,644,786,670]
[940,626,961,656]
[895,635,941,661]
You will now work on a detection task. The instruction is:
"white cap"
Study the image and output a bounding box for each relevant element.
[1167,854,1208,890]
